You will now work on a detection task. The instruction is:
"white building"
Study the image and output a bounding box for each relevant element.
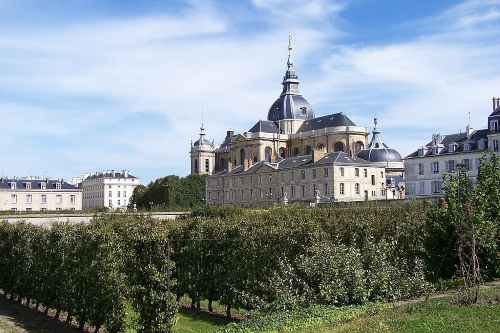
[404,97,500,197]
[0,177,82,212]
[82,170,139,210]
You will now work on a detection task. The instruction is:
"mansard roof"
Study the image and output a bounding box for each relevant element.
[296,112,356,132]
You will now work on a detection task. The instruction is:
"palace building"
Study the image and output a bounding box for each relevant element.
[191,37,403,206]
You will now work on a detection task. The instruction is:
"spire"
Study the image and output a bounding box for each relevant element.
[369,117,384,149]
[281,32,300,97]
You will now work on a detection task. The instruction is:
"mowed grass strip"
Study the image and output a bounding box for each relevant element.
[294,285,500,333]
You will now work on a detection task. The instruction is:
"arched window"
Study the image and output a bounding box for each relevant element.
[279,147,286,158]
[194,159,198,173]
[317,143,325,152]
[305,146,312,155]
[265,147,272,161]
[240,149,246,165]
[334,142,344,152]
[354,142,364,155]
[220,158,225,168]
[293,147,300,157]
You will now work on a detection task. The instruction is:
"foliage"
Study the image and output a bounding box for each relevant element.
[129,174,206,211]
[215,303,384,333]
[423,153,500,303]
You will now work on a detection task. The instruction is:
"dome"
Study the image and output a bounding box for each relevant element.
[193,138,212,147]
[267,36,315,121]
[357,118,402,163]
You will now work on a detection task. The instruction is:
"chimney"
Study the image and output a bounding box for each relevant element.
[227,159,232,172]
[225,129,234,140]
[312,149,325,162]
[466,124,473,137]
[269,155,276,163]
[243,158,249,171]
[494,97,500,111]
[248,158,253,168]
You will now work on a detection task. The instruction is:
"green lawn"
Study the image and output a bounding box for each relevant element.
[293,285,500,333]
[173,310,229,333]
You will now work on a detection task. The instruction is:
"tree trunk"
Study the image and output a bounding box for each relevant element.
[208,299,213,312]
[44,305,50,315]
[54,309,61,321]
[79,321,85,330]
[65,313,72,325]
[94,326,100,333]
[196,300,200,310]
[26,298,30,307]
[191,298,195,309]
[226,304,231,318]
[35,302,40,311]
[176,294,180,303]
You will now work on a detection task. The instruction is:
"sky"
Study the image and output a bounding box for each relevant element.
[1,0,500,184]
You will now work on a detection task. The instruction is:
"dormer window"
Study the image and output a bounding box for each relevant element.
[432,147,439,155]
[56,182,61,189]
[464,143,471,151]
[10,182,16,189]
[478,140,486,150]
[301,107,307,116]
[418,148,425,157]
[448,143,456,152]
[24,182,31,189]
[40,182,46,189]
[491,121,498,132]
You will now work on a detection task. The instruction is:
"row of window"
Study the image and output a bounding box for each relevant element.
[418,140,489,156]
[208,168,383,189]
[8,194,76,204]
[193,158,210,173]
[418,181,442,195]
[418,158,478,175]
[209,181,379,202]
[8,182,61,190]
[10,207,75,212]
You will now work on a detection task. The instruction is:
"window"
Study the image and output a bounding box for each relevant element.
[324,168,329,178]
[364,169,368,177]
[109,185,112,188]
[462,159,470,170]
[56,183,61,189]
[10,182,16,189]
[250,176,253,184]
[205,159,210,172]
[233,178,237,185]
[464,143,471,151]
[233,190,237,199]
[355,168,359,177]
[11,194,17,204]
[194,159,198,173]
[226,179,229,186]
[26,194,32,204]
[380,171,384,178]
[70,195,76,203]
[109,191,112,197]
[268,174,273,182]
[11,208,17,212]
[259,188,263,199]
[419,182,425,195]
[339,167,344,177]
[225,191,229,201]
[280,173,285,182]
[259,175,263,183]
[355,183,360,195]
[25,182,31,189]
[250,189,254,199]
[41,208,47,211]
[431,181,442,194]
[281,186,285,197]
[301,170,306,180]
[448,160,455,172]
[312,184,317,195]
[241,189,244,200]
[240,177,244,185]
[418,163,424,175]
[291,186,295,198]
[324,183,329,196]
[340,183,344,195]
[493,140,499,151]
[290,171,295,181]
[117,191,121,197]
[41,194,47,203]
[492,121,499,132]
[41,182,46,189]
[479,141,486,150]
[312,169,317,179]
[432,162,439,173]
[371,175,375,185]
[301,185,306,197]
[418,148,424,156]
[109,199,113,207]
[56,195,62,203]
[117,200,121,206]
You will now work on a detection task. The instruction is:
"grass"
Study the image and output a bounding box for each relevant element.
[293,285,500,333]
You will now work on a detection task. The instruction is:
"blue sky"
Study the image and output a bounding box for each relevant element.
[1,0,500,184]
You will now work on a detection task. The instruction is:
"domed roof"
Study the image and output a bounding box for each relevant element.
[357,118,402,163]
[267,35,315,121]
[193,138,212,147]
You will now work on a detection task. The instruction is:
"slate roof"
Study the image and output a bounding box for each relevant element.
[0,178,81,190]
[297,112,356,132]
[405,129,488,158]
[248,120,280,134]
[209,151,377,178]
[84,171,138,180]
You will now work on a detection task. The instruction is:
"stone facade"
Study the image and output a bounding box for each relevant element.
[82,170,139,210]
